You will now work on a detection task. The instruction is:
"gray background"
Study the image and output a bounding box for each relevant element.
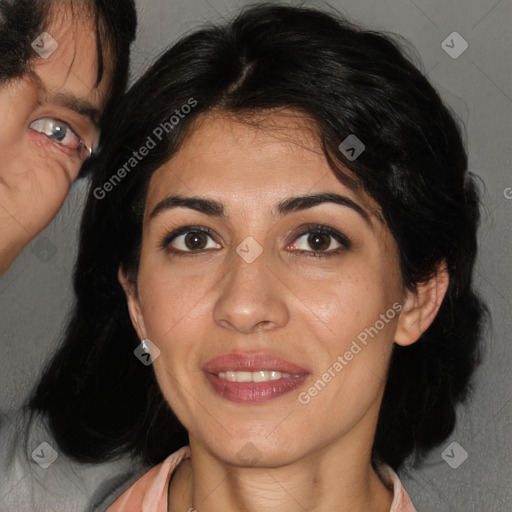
[1,0,511,510]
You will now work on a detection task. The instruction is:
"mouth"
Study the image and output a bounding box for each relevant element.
[202,353,310,403]
[216,370,303,382]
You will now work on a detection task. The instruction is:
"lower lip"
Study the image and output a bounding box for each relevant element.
[204,372,309,403]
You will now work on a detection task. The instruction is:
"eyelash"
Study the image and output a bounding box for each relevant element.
[160,224,351,258]
[29,117,91,160]
[289,224,351,258]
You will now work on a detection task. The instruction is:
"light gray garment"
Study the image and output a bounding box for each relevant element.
[0,408,148,512]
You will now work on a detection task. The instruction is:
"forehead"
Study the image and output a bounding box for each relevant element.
[147,111,381,218]
[30,2,111,112]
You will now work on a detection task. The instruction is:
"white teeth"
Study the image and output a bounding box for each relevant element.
[217,370,294,382]
[253,371,270,382]
[236,371,252,383]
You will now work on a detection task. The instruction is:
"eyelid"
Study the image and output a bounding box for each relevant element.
[29,117,93,159]
[161,225,221,252]
[64,121,93,155]
[68,122,93,153]
[287,224,352,252]
[159,223,351,258]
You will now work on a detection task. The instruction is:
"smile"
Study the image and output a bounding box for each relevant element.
[217,370,302,382]
[202,353,310,403]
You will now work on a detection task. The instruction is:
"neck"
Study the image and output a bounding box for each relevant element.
[168,434,394,512]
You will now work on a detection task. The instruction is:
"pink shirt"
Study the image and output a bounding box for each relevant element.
[107,446,416,512]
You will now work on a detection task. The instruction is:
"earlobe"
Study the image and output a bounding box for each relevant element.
[117,266,147,340]
[394,262,449,347]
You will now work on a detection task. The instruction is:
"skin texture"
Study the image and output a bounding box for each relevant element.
[120,112,449,512]
[0,3,110,273]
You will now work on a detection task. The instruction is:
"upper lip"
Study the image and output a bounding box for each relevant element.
[202,353,310,375]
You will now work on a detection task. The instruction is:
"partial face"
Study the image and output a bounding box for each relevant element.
[124,112,407,467]
[0,2,110,234]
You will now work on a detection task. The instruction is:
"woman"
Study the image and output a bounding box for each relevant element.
[30,4,486,511]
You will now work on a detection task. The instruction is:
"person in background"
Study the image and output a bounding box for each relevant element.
[0,0,136,273]
[0,1,137,511]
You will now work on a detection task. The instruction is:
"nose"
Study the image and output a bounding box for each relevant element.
[212,251,290,335]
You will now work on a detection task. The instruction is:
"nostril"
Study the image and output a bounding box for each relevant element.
[255,320,273,332]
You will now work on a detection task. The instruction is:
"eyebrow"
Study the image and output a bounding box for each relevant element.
[149,192,372,226]
[28,71,101,127]
[46,92,100,126]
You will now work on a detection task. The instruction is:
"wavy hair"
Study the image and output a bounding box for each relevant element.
[30,3,487,471]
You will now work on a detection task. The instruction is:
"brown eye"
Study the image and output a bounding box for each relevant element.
[163,227,221,253]
[307,233,331,251]
[184,231,208,250]
[287,225,351,256]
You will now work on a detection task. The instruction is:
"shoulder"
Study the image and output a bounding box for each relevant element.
[0,408,143,512]
[375,463,417,512]
[106,445,191,512]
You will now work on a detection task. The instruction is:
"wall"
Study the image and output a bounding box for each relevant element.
[0,0,510,510]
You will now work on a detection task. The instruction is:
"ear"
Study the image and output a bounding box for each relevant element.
[118,266,148,340]
[394,261,449,347]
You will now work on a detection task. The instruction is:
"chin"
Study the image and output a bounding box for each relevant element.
[198,429,306,468]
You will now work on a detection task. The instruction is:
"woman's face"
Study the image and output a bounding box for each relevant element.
[124,112,409,466]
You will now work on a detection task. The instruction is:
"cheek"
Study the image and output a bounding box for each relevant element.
[293,263,394,338]
[137,261,214,343]
[305,289,398,371]
[294,265,402,401]
[0,106,24,154]
[137,270,210,424]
